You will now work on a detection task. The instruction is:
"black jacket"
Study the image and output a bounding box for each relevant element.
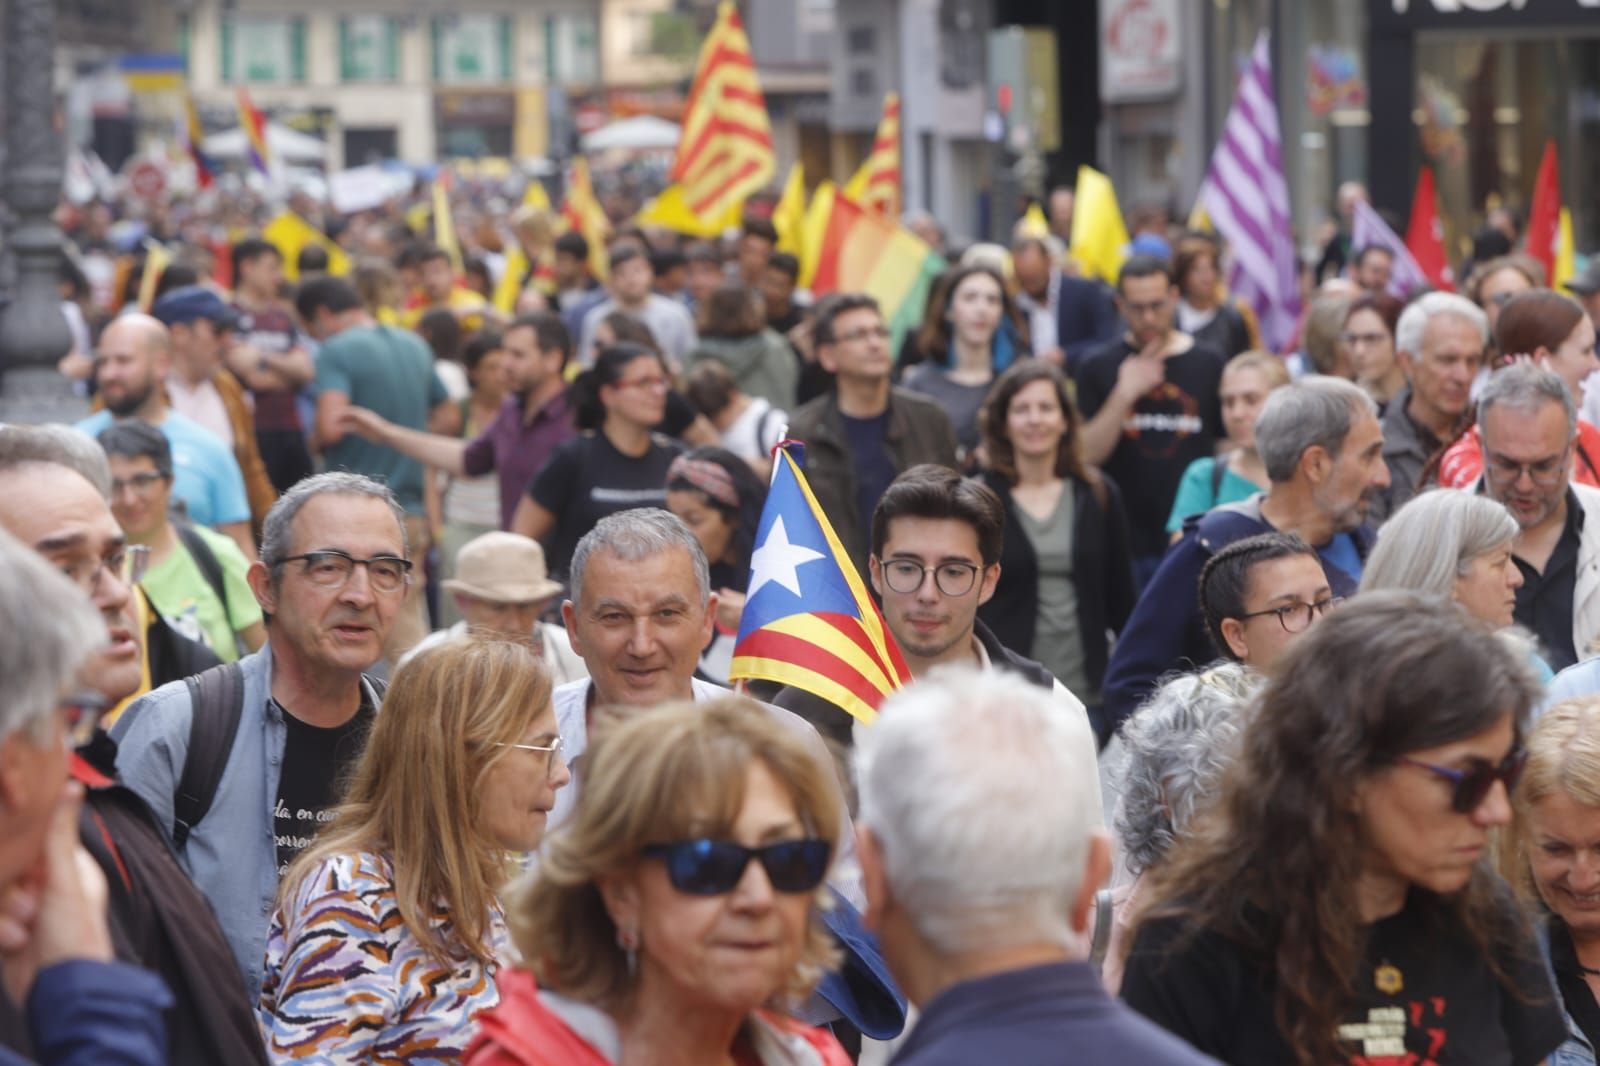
[977,470,1137,707]
[775,618,1056,748]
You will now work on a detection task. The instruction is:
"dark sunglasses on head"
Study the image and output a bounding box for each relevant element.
[641,837,832,896]
[1398,746,1527,813]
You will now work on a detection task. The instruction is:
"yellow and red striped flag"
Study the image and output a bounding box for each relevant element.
[843,93,902,218]
[561,158,611,281]
[658,1,775,225]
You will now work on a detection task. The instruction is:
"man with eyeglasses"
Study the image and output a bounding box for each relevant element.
[0,428,268,1063]
[1371,292,1488,525]
[1076,254,1227,585]
[114,472,406,1002]
[1198,532,1337,675]
[786,293,959,581]
[1477,365,1600,674]
[774,466,1103,816]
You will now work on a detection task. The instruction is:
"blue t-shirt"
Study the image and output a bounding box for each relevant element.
[76,410,250,527]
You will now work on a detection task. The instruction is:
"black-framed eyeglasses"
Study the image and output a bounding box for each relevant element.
[1398,746,1527,814]
[641,838,832,896]
[878,558,982,597]
[1238,596,1343,634]
[494,735,564,777]
[1483,445,1570,487]
[279,550,412,592]
[110,471,168,496]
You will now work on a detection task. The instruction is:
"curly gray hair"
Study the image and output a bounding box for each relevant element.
[1115,663,1257,875]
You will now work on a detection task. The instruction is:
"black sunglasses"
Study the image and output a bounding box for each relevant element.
[641,838,832,896]
[1398,746,1527,814]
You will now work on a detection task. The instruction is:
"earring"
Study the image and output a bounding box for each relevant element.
[616,925,638,979]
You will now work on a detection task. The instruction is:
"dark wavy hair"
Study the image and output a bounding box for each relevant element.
[913,264,1029,368]
[980,360,1093,487]
[570,342,667,432]
[665,445,768,573]
[1130,591,1541,1066]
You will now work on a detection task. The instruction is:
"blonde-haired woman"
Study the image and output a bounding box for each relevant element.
[1511,697,1600,1062]
[259,637,569,1063]
[468,697,851,1066]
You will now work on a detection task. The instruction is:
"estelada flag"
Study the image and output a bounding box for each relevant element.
[1526,140,1561,281]
[729,445,911,724]
[1405,166,1454,292]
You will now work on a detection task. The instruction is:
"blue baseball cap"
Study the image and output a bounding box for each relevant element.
[815,888,907,1041]
[151,285,241,331]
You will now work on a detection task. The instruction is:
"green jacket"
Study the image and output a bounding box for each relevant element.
[686,328,799,409]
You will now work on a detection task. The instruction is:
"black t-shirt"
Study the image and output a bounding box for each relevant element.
[1122,891,1567,1065]
[1548,915,1600,1052]
[272,695,373,877]
[1074,336,1225,559]
[528,430,685,580]
[842,411,897,544]
[653,389,697,439]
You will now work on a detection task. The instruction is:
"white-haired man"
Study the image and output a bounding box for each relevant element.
[1373,291,1488,524]
[856,668,1216,1064]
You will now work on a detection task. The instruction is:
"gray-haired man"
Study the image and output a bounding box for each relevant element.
[1097,377,1389,741]
[112,472,405,1000]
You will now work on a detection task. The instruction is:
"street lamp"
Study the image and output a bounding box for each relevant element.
[0,0,82,425]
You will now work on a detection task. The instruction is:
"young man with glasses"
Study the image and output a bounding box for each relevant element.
[775,466,1102,818]
[1198,532,1338,675]
[1076,255,1227,583]
[786,293,959,582]
[114,473,406,1002]
[1478,364,1600,673]
[1371,292,1488,525]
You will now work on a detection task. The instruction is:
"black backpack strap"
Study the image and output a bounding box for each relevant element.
[1209,454,1229,500]
[173,662,246,851]
[174,523,231,628]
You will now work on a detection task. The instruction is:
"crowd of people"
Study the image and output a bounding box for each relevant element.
[6,172,1600,1066]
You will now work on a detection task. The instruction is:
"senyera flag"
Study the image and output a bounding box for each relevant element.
[729,444,911,724]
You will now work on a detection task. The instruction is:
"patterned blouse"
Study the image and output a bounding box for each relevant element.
[260,850,509,1064]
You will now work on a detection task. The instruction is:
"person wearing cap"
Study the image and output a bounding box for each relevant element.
[401,531,587,685]
[151,285,277,536]
[75,314,257,561]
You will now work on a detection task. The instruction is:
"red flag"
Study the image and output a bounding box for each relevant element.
[1526,140,1561,280]
[1404,166,1454,292]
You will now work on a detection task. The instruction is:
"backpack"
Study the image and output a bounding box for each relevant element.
[171,663,387,850]
[173,523,240,657]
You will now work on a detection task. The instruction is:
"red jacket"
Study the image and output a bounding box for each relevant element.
[466,969,852,1066]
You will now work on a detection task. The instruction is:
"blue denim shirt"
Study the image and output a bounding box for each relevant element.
[4,959,172,1066]
[111,646,382,1003]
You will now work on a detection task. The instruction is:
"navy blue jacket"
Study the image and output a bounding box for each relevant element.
[1,959,171,1066]
[1096,495,1374,743]
[1058,276,1121,372]
[889,961,1218,1066]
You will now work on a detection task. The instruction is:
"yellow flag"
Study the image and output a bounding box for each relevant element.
[1015,203,1049,240]
[561,157,613,281]
[1556,207,1576,291]
[773,163,806,255]
[1069,165,1130,284]
[138,239,172,312]
[432,178,463,274]
[522,179,552,212]
[496,244,529,315]
[798,180,837,291]
[635,183,743,238]
[262,211,353,282]
[842,93,902,218]
[405,201,431,236]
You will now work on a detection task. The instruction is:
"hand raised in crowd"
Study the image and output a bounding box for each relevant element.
[1114,339,1168,400]
[335,405,393,443]
[788,318,816,363]
[715,586,746,633]
[0,781,113,1006]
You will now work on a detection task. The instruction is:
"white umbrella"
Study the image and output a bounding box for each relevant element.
[581,115,681,153]
[203,121,329,165]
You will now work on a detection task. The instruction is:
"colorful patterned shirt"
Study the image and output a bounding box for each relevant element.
[260,850,508,1064]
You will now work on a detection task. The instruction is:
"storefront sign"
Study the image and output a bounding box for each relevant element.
[1378,0,1599,28]
[1100,0,1180,102]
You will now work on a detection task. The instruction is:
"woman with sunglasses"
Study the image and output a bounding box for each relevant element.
[510,342,685,583]
[1122,592,1566,1065]
[1508,697,1600,1064]
[468,697,851,1066]
[1361,489,1552,680]
[1437,289,1600,492]
[259,637,569,1063]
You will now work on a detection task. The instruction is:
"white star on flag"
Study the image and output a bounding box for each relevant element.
[746,516,825,598]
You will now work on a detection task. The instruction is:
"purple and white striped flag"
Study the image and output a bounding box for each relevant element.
[1350,196,1431,299]
[1197,32,1301,353]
